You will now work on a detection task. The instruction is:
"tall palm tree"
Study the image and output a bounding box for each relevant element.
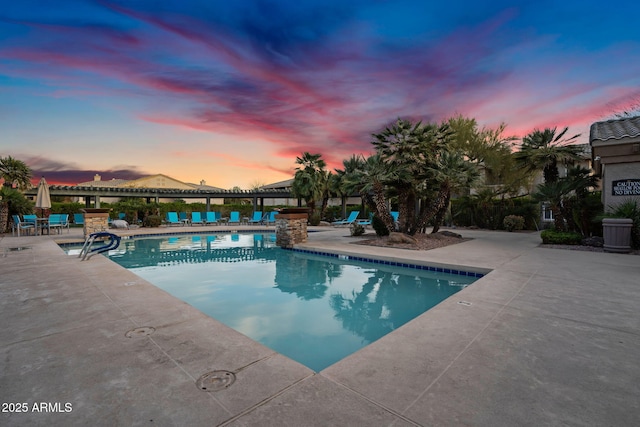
[291,152,327,214]
[515,127,582,185]
[0,156,32,190]
[372,118,452,234]
[333,155,364,219]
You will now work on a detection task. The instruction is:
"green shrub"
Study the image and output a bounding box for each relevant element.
[350,222,365,236]
[503,215,525,232]
[309,211,321,226]
[143,215,162,228]
[372,215,390,237]
[540,230,582,245]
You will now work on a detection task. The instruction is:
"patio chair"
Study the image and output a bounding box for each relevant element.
[247,211,263,224]
[228,211,241,225]
[60,214,70,233]
[204,211,219,225]
[265,211,278,225]
[12,215,35,236]
[47,214,61,234]
[73,213,84,225]
[179,212,189,225]
[165,212,182,226]
[47,214,69,234]
[23,214,37,226]
[357,212,373,227]
[332,211,360,227]
[191,211,204,226]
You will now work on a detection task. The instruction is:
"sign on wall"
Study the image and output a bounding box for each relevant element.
[612,179,640,196]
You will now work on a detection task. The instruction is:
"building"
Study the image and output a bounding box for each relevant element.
[75,174,226,204]
[590,116,640,210]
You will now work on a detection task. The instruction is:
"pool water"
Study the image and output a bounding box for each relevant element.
[72,233,478,371]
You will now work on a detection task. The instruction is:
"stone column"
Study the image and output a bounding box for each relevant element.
[275,209,309,248]
[81,208,111,238]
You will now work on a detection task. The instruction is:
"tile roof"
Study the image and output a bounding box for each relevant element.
[261,178,293,189]
[76,178,130,187]
[590,116,640,142]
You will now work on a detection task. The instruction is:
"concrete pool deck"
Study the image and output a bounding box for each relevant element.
[1,225,639,426]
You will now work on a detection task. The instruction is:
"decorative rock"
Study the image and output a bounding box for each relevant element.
[581,236,604,247]
[111,219,130,229]
[439,230,463,239]
[388,232,417,244]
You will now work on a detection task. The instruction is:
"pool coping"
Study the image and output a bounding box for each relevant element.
[2,226,639,426]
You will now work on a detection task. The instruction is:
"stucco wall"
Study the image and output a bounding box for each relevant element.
[603,163,640,211]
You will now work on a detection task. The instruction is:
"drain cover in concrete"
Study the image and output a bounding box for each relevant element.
[7,246,32,251]
[196,370,236,392]
[125,326,156,338]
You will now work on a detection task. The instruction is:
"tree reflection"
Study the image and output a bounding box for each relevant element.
[273,251,343,300]
[329,270,460,343]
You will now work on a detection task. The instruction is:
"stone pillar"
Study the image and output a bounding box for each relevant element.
[275,209,309,248]
[81,208,111,238]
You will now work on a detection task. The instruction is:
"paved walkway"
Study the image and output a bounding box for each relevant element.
[1,226,638,426]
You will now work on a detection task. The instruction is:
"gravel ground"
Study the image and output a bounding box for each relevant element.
[352,230,639,255]
[352,232,469,251]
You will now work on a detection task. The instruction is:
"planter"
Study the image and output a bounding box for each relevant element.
[602,218,633,253]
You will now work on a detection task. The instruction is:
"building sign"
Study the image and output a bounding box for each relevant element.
[612,179,640,196]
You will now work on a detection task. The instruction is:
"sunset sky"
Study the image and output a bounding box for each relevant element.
[1,0,639,189]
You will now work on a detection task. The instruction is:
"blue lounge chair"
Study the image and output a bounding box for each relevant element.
[191,211,204,226]
[247,211,263,224]
[165,212,182,226]
[332,211,360,227]
[357,213,373,227]
[179,212,189,225]
[12,215,35,236]
[204,211,218,225]
[228,211,241,225]
[74,213,84,225]
[265,211,278,225]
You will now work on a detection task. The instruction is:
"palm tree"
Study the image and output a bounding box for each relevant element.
[0,156,32,190]
[372,118,452,235]
[428,151,480,233]
[291,152,327,214]
[333,155,363,219]
[343,154,396,233]
[515,127,582,185]
[533,180,574,232]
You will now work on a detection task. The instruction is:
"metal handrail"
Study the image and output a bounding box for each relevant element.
[78,232,121,261]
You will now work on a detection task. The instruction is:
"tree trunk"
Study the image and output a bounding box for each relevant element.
[0,201,8,233]
[371,182,395,233]
[431,192,451,233]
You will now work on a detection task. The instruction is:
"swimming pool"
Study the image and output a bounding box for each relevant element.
[69,233,480,371]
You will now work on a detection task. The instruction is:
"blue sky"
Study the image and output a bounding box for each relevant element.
[1,0,639,188]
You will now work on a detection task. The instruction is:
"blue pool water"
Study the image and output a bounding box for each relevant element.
[69,233,479,371]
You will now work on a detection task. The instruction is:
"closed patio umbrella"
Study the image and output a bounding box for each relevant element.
[35,176,51,216]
